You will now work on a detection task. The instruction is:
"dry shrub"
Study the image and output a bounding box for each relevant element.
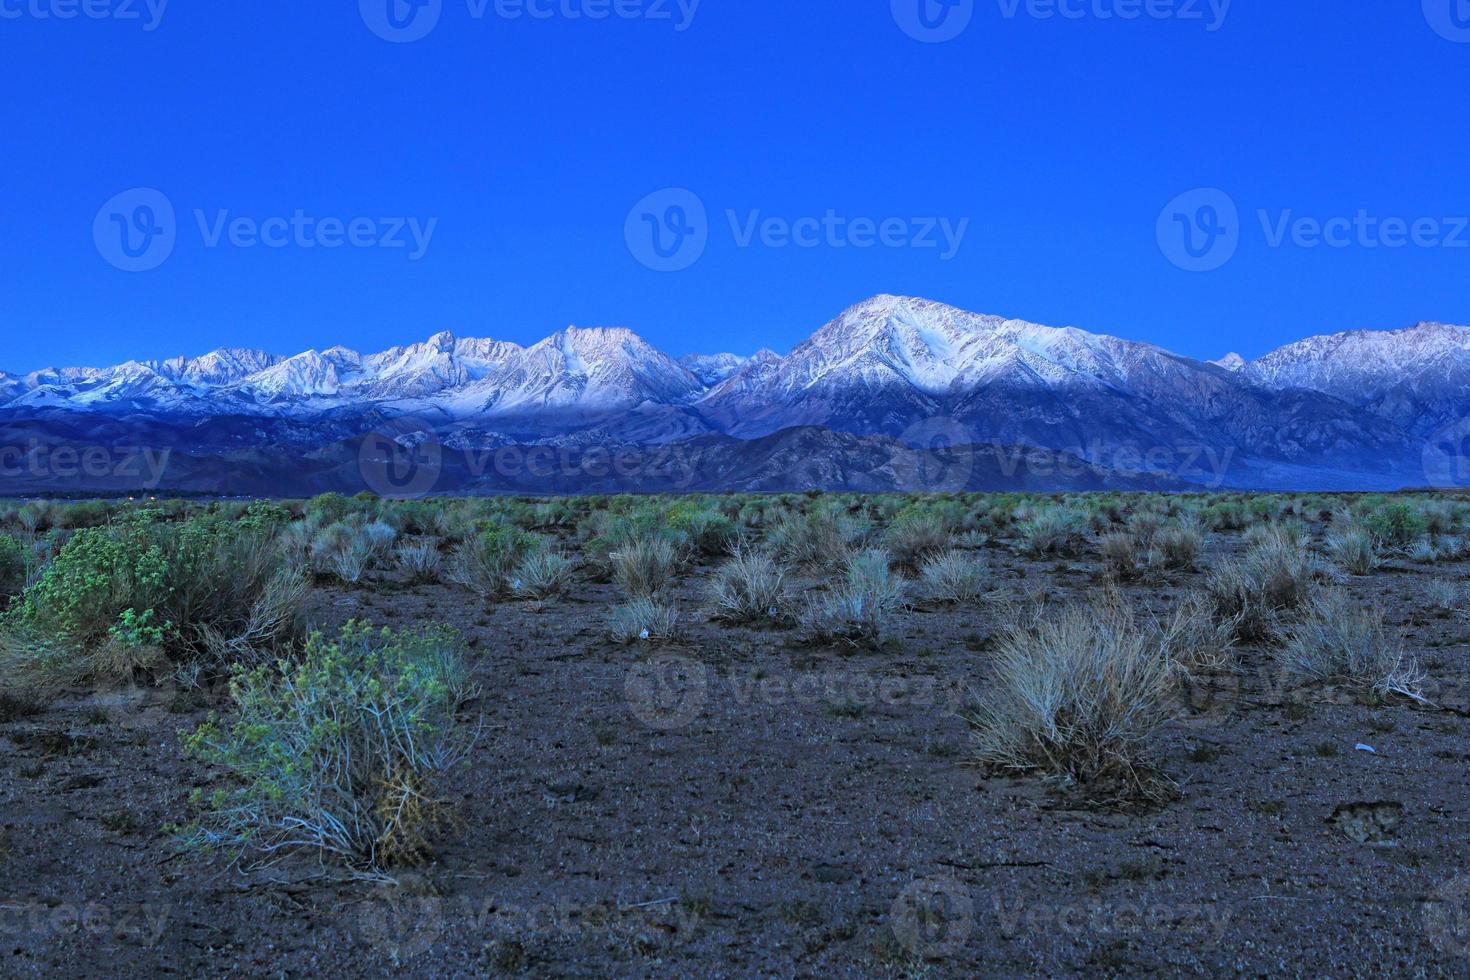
[1152,521,1203,570]
[611,535,680,599]
[967,601,1179,796]
[607,598,681,644]
[1278,591,1426,702]
[917,549,990,604]
[800,549,906,650]
[708,549,793,624]
[511,550,576,600]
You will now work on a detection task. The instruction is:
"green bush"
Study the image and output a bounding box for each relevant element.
[183,621,473,869]
[446,523,542,597]
[3,512,303,673]
[7,517,171,647]
[1362,502,1429,549]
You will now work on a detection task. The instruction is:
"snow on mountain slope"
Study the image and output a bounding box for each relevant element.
[679,352,751,387]
[0,299,1462,490]
[452,326,705,418]
[1244,321,1470,435]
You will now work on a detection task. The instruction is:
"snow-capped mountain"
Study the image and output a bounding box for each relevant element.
[1,296,1465,493]
[1243,321,1470,436]
[679,352,753,387]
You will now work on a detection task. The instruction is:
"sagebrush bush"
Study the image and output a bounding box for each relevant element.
[1160,593,1238,674]
[709,548,792,624]
[1204,525,1316,642]
[1423,578,1464,614]
[394,537,443,583]
[767,509,861,571]
[611,535,680,599]
[1362,502,1429,549]
[1327,524,1377,575]
[184,621,474,869]
[883,507,953,570]
[801,549,906,649]
[1098,532,1143,580]
[1152,521,1203,570]
[917,549,990,604]
[665,501,735,556]
[1278,591,1424,701]
[511,549,576,600]
[607,598,680,644]
[447,524,542,597]
[967,602,1180,794]
[1018,507,1084,557]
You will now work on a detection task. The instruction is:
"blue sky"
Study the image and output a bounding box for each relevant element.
[2,1,1468,372]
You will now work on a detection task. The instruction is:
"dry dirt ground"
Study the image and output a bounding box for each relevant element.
[3,523,1470,977]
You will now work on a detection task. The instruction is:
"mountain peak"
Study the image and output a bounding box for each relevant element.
[1213,352,1246,371]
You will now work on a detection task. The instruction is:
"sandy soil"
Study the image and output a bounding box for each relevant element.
[3,522,1469,977]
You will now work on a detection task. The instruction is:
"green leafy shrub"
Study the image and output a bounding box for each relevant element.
[184,621,474,869]
[1362,502,1429,549]
[665,501,735,556]
[8,517,171,648]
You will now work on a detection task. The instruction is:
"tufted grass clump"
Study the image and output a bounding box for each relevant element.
[800,549,907,650]
[511,549,577,600]
[708,548,793,624]
[917,549,990,604]
[610,534,681,599]
[967,601,1180,797]
[183,621,474,870]
[607,597,681,644]
[1278,591,1425,703]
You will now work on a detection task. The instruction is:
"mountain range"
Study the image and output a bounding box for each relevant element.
[3,295,1466,495]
